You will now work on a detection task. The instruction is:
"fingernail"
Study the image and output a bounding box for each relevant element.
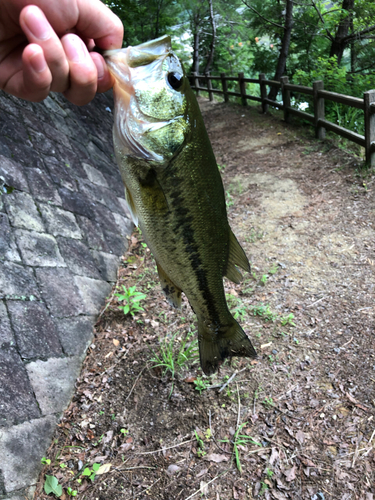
[29,51,47,73]
[64,35,87,63]
[93,56,105,80]
[24,6,51,40]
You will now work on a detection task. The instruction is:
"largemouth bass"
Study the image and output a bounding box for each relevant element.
[104,35,256,375]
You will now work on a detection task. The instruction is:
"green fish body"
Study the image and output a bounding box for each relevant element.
[105,36,256,375]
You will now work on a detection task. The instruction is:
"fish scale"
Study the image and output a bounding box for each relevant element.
[105,35,256,374]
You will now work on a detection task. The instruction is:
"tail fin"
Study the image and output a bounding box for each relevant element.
[198,318,257,375]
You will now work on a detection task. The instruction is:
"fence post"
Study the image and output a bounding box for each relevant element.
[259,73,268,113]
[313,80,325,139]
[205,72,213,101]
[280,76,290,124]
[192,71,200,97]
[238,72,246,106]
[221,72,228,103]
[364,90,375,167]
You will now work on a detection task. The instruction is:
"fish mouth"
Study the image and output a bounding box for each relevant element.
[104,35,181,162]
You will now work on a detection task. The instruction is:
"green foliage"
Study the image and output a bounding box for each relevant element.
[220,423,262,473]
[151,330,198,394]
[194,430,206,457]
[115,285,147,316]
[293,56,375,135]
[194,376,210,393]
[81,463,100,482]
[280,313,296,327]
[67,487,78,497]
[41,457,51,465]
[249,303,277,322]
[44,475,63,497]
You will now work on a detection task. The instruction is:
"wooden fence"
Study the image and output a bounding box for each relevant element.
[190,72,375,167]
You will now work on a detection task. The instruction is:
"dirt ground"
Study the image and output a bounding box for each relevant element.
[35,98,375,500]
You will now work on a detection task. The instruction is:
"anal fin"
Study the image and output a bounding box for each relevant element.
[224,230,250,283]
[157,263,182,309]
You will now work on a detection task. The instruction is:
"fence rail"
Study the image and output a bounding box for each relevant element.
[189,71,375,166]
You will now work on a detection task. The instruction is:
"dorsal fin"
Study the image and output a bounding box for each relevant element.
[224,230,250,283]
[157,263,182,309]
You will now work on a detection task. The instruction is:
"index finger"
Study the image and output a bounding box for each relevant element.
[75,0,123,49]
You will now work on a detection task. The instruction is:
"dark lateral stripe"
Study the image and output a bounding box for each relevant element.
[168,178,221,328]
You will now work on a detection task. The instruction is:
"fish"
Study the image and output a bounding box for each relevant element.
[104,35,256,375]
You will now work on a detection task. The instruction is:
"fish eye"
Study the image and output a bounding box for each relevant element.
[167,72,183,91]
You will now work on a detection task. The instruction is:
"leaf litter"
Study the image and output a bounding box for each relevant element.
[35,98,375,499]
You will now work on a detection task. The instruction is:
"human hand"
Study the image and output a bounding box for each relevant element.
[0,0,123,105]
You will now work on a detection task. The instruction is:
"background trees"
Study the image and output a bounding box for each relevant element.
[105,0,375,95]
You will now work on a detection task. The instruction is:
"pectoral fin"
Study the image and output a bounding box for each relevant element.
[157,263,182,309]
[124,185,138,226]
[225,230,250,284]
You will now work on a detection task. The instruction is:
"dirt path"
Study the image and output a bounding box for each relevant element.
[36,98,375,500]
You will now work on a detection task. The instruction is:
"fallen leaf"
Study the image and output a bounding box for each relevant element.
[113,339,120,346]
[269,447,279,465]
[96,463,112,475]
[103,430,113,444]
[295,430,305,444]
[200,481,209,495]
[196,468,208,478]
[284,465,296,482]
[166,464,181,476]
[204,453,229,463]
[261,342,272,349]
[184,376,196,383]
[119,443,132,452]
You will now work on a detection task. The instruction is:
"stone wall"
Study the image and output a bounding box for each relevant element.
[0,90,133,499]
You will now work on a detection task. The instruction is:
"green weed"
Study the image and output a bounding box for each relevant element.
[221,423,262,473]
[226,190,234,207]
[194,430,206,458]
[44,476,62,497]
[67,487,78,497]
[81,463,100,482]
[249,303,277,322]
[280,313,296,326]
[115,285,147,316]
[194,376,210,393]
[151,330,198,395]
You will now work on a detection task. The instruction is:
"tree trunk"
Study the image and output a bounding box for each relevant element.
[203,0,216,74]
[192,30,200,74]
[329,0,354,64]
[269,0,294,101]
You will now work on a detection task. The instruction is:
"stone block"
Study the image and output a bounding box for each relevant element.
[0,485,35,500]
[116,196,132,219]
[87,140,112,165]
[42,122,72,150]
[55,316,94,357]
[14,230,66,267]
[74,276,112,315]
[56,237,101,278]
[92,251,120,282]
[25,168,62,205]
[82,163,108,187]
[42,94,67,116]
[0,156,29,192]
[26,356,82,415]
[0,261,40,300]
[104,172,125,198]
[35,268,84,317]
[0,301,15,348]
[60,146,87,178]
[58,187,94,219]
[28,129,57,155]
[0,136,12,159]
[78,179,123,213]
[0,348,40,427]
[0,415,57,493]
[94,203,119,234]
[104,230,128,256]
[4,140,44,170]
[0,213,21,262]
[112,212,134,236]
[77,215,109,252]
[39,203,81,239]
[44,156,76,191]
[7,301,63,360]
[0,116,29,144]
[4,191,44,232]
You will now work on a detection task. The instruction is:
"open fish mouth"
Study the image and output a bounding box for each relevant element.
[104,35,185,162]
